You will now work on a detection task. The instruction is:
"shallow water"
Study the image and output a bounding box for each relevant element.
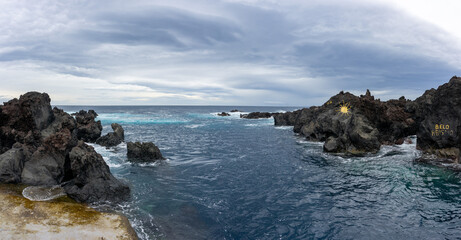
[59,106,461,240]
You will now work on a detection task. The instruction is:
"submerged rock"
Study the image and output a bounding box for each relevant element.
[127,142,164,162]
[217,112,230,117]
[96,123,125,147]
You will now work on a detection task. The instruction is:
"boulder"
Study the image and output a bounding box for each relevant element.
[217,112,230,117]
[127,142,164,162]
[0,147,25,183]
[63,141,130,203]
[230,109,240,112]
[96,123,124,147]
[73,110,102,142]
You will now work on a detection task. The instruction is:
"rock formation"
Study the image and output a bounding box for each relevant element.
[96,123,125,147]
[73,110,102,142]
[409,76,461,162]
[217,112,230,117]
[240,112,273,119]
[127,142,164,162]
[0,92,129,203]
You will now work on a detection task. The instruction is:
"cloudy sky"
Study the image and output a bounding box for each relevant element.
[0,0,460,106]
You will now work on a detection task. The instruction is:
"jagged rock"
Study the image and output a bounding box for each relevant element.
[230,109,240,112]
[273,110,301,126]
[411,76,461,162]
[63,141,130,203]
[96,123,124,147]
[1,92,53,131]
[0,92,54,153]
[240,112,273,119]
[73,110,102,142]
[127,142,164,162]
[0,147,25,183]
[217,112,230,117]
[0,92,130,203]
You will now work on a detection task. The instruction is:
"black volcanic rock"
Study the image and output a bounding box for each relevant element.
[230,109,240,112]
[96,123,125,147]
[0,92,130,203]
[411,76,461,162]
[217,112,230,117]
[240,112,273,119]
[73,110,102,142]
[127,142,164,162]
[0,147,25,183]
[63,141,130,203]
[273,110,301,126]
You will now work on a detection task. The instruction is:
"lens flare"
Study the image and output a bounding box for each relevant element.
[337,101,351,116]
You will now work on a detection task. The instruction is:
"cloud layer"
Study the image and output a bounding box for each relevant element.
[0,0,460,105]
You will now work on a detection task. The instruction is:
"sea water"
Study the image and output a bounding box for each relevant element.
[59,106,461,240]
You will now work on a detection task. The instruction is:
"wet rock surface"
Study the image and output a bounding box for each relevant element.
[0,92,130,203]
[127,141,164,162]
[0,184,137,240]
[96,123,125,147]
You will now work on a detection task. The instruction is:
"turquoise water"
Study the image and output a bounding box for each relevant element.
[60,106,461,239]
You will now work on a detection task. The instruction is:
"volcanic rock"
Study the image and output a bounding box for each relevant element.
[63,141,130,203]
[127,142,164,162]
[96,123,125,147]
[410,76,461,162]
[0,92,130,203]
[73,110,102,142]
[240,112,273,119]
[217,112,230,117]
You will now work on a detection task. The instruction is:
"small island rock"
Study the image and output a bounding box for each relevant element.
[127,142,164,162]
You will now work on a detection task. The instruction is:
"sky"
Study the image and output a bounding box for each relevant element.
[0,0,460,106]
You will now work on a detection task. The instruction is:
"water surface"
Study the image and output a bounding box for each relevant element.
[59,106,461,240]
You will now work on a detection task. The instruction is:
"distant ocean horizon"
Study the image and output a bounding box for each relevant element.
[58,105,461,240]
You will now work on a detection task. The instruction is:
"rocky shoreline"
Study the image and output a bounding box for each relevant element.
[246,76,461,164]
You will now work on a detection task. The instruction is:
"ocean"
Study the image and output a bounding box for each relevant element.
[59,106,461,240]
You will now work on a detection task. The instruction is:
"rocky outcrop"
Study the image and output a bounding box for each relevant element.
[63,141,130,203]
[73,110,102,142]
[230,109,240,112]
[127,142,164,162]
[273,110,301,126]
[409,76,461,162]
[96,123,125,147]
[240,112,273,119]
[0,92,130,203]
[217,112,230,117]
